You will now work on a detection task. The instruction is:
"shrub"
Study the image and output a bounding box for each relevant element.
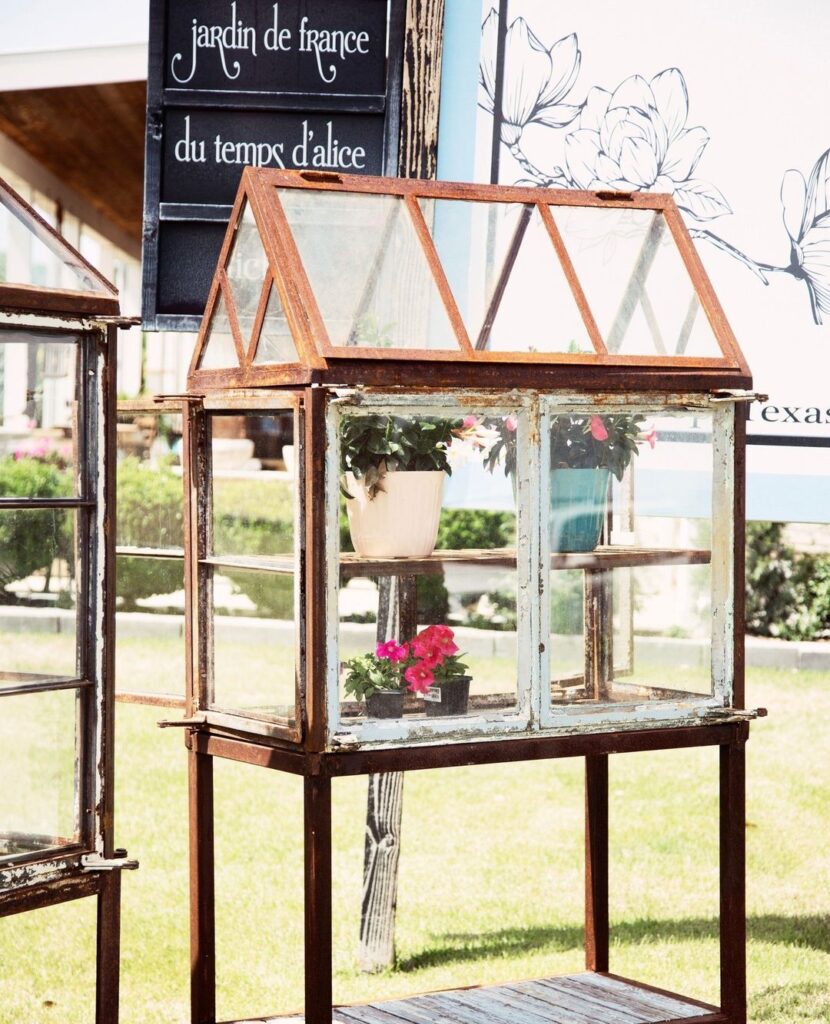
[0,455,73,600]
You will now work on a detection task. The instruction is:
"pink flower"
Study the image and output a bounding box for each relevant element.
[411,642,443,668]
[462,415,478,429]
[414,625,458,657]
[405,663,435,693]
[590,416,609,441]
[641,426,658,449]
[504,415,518,432]
[376,640,409,662]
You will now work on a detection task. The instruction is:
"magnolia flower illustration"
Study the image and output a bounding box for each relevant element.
[780,149,830,324]
[564,71,731,221]
[479,8,581,150]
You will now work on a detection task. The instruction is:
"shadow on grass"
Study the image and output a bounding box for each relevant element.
[396,914,830,972]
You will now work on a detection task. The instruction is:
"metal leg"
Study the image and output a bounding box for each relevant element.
[190,750,216,1024]
[305,774,333,1024]
[95,871,122,1024]
[585,754,610,972]
[720,733,747,1023]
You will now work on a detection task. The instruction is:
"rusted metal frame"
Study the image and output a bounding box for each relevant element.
[294,400,307,743]
[583,570,613,701]
[605,213,666,354]
[246,170,324,372]
[0,176,117,297]
[257,178,330,370]
[304,774,333,1024]
[117,396,188,414]
[183,399,202,723]
[323,721,744,777]
[95,869,121,1024]
[115,545,184,559]
[675,294,701,356]
[193,407,214,713]
[189,747,217,1024]
[475,204,532,350]
[187,186,252,377]
[0,497,95,509]
[0,677,92,698]
[245,274,273,364]
[201,554,293,574]
[0,283,120,318]
[719,728,748,1023]
[190,363,315,390]
[305,386,329,751]
[202,389,301,411]
[404,193,474,354]
[115,691,185,709]
[538,204,608,356]
[584,756,610,980]
[0,871,102,917]
[194,732,307,774]
[255,168,672,210]
[661,204,751,376]
[218,268,248,368]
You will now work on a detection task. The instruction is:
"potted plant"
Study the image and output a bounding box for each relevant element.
[342,625,472,719]
[339,414,460,557]
[473,413,655,552]
[403,625,472,717]
[342,641,409,718]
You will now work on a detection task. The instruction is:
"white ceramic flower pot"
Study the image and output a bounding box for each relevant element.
[344,470,444,558]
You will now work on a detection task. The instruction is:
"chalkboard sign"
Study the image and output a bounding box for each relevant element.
[142,0,405,330]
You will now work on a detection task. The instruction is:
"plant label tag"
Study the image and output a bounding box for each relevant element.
[423,686,441,703]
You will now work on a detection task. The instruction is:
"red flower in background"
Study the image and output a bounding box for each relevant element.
[404,664,435,694]
[589,416,609,441]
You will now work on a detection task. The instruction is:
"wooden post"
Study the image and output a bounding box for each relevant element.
[357,0,446,973]
[719,730,747,1023]
[305,774,333,1024]
[95,870,122,1024]
[359,576,415,972]
[585,754,609,972]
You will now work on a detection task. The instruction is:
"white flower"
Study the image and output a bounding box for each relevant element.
[564,69,730,220]
[479,9,581,146]
[781,149,830,325]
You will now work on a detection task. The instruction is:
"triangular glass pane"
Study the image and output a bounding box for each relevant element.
[418,198,593,353]
[276,189,459,351]
[197,290,239,370]
[0,181,112,294]
[554,207,722,358]
[225,201,269,347]
[253,280,299,364]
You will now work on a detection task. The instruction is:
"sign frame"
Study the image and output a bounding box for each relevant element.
[142,0,406,332]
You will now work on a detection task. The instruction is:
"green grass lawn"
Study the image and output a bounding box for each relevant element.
[0,667,828,1023]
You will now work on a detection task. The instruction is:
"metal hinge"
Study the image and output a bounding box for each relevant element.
[157,714,206,729]
[710,390,768,404]
[81,850,139,873]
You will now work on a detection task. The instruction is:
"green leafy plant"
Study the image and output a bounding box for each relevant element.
[342,651,403,701]
[340,414,461,499]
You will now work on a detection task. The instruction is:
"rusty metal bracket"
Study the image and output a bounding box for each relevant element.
[158,715,207,729]
[81,851,139,873]
[709,390,768,404]
[700,706,767,721]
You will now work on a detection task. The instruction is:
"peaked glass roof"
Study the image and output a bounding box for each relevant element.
[190,170,747,384]
[0,177,119,316]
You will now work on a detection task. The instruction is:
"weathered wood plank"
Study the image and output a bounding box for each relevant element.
[531,977,666,1022]
[458,983,601,1024]
[589,974,712,1017]
[512,979,642,1024]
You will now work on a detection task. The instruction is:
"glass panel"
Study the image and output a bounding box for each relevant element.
[0,183,109,294]
[0,508,78,686]
[116,556,185,697]
[277,188,459,350]
[0,331,79,496]
[197,290,239,370]
[337,408,521,725]
[210,566,296,725]
[553,207,721,357]
[545,407,715,710]
[0,687,80,860]
[225,203,269,346]
[116,411,184,551]
[418,199,593,354]
[252,281,299,365]
[210,413,295,559]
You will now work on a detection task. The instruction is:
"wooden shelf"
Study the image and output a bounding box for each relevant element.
[228,972,719,1024]
[201,547,711,579]
[339,546,711,578]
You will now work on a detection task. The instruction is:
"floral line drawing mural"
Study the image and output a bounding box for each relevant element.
[480,8,830,325]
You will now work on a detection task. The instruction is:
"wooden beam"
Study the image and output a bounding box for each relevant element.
[398,0,446,178]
